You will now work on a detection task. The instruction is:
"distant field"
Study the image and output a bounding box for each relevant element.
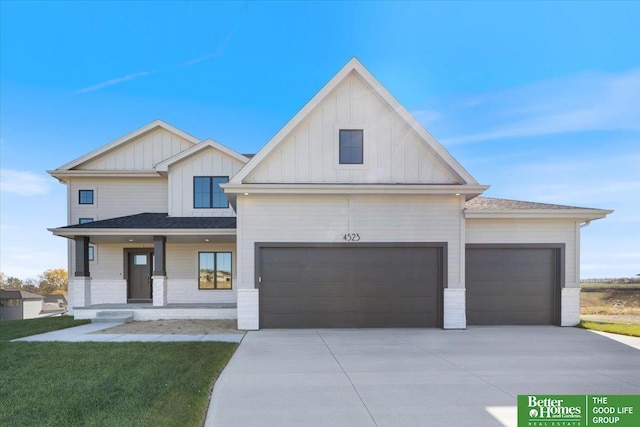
[580,283,640,328]
[580,282,640,290]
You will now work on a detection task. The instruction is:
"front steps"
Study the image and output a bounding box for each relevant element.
[92,311,134,324]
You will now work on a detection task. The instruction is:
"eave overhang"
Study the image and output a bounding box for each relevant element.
[48,170,163,183]
[464,209,613,221]
[48,227,237,238]
[222,183,489,197]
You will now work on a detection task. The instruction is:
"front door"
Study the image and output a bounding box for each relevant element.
[128,251,153,302]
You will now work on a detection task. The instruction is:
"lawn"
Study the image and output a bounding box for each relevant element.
[580,321,640,338]
[0,318,238,426]
[0,315,90,341]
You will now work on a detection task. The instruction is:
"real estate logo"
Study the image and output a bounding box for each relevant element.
[518,395,640,427]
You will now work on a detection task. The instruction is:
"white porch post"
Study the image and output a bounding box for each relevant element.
[152,236,168,307]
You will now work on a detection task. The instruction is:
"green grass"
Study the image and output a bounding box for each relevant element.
[580,321,640,338]
[0,316,90,341]
[0,341,238,427]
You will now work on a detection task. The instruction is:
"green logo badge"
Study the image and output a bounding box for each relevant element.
[518,395,640,426]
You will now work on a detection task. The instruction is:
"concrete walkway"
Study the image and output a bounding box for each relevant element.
[205,327,640,427]
[12,323,244,343]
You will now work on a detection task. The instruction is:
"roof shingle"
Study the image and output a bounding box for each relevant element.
[465,197,601,211]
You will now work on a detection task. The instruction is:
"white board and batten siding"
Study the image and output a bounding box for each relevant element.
[245,72,462,185]
[78,128,194,170]
[236,194,464,290]
[69,177,168,223]
[466,219,579,287]
[167,147,245,217]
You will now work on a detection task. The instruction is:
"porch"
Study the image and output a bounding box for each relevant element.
[73,303,237,321]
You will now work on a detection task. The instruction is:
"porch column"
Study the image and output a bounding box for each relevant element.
[152,236,168,307]
[74,236,92,307]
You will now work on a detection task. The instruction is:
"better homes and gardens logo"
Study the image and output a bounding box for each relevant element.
[518,395,640,427]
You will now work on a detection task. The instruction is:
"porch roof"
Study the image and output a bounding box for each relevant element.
[48,213,237,243]
[58,213,236,229]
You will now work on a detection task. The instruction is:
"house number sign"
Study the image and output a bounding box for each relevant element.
[343,233,361,242]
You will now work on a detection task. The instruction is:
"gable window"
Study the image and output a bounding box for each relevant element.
[339,129,363,164]
[198,252,232,290]
[79,190,94,205]
[194,177,229,209]
[79,218,93,224]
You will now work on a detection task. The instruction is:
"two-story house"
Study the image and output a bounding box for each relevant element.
[48,58,611,329]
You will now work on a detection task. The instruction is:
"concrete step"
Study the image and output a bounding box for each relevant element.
[92,311,134,324]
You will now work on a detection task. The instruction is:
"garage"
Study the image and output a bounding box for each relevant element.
[257,243,444,328]
[466,244,563,325]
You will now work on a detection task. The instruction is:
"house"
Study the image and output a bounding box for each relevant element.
[48,58,611,329]
[43,294,68,312]
[0,290,45,320]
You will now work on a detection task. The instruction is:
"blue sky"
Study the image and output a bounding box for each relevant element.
[1,1,638,280]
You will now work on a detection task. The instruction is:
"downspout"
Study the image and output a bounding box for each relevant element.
[580,220,592,228]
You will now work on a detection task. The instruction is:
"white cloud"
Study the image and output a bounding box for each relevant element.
[0,169,50,196]
[441,68,640,145]
[412,109,444,126]
[76,70,155,94]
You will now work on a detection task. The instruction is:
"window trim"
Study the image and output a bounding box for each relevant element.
[339,129,364,165]
[198,251,233,290]
[78,189,94,205]
[193,176,229,209]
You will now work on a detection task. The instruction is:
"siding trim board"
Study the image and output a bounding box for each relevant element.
[465,243,565,326]
[255,242,446,328]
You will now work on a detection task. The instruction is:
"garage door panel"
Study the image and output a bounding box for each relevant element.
[466,247,559,326]
[261,281,346,298]
[260,245,442,328]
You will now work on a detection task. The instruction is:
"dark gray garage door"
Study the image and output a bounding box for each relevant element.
[466,245,562,325]
[258,244,444,328]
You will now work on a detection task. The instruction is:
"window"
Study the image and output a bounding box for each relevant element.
[88,245,95,262]
[79,190,94,204]
[7,299,15,307]
[198,252,232,290]
[194,177,229,209]
[339,129,363,164]
[134,254,147,265]
[79,218,93,224]
[0,299,4,307]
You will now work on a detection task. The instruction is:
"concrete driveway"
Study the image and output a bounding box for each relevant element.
[206,327,640,427]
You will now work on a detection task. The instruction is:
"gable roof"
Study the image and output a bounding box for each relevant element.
[53,119,200,171]
[0,289,44,300]
[155,138,249,172]
[464,196,613,220]
[230,57,478,185]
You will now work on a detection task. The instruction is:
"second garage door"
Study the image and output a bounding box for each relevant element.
[466,245,562,325]
[258,244,444,328]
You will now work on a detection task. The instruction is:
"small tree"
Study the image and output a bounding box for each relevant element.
[38,269,68,295]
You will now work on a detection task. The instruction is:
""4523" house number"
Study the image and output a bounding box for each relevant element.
[343,233,361,242]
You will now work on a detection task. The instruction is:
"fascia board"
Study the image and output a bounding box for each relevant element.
[464,209,613,220]
[155,139,249,171]
[55,120,199,171]
[48,228,237,237]
[47,170,163,181]
[222,183,490,195]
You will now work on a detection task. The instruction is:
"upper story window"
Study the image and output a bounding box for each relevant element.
[194,176,229,209]
[339,129,363,164]
[79,190,94,205]
[79,218,94,224]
